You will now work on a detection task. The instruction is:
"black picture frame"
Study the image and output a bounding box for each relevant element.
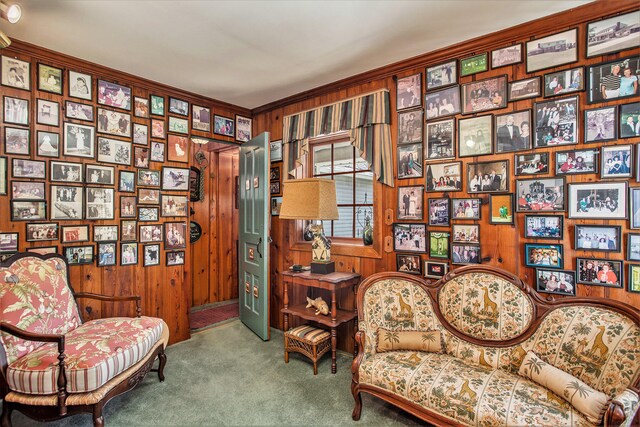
[576,257,623,288]
[584,106,618,143]
[428,198,450,227]
[575,224,621,252]
[64,244,94,266]
[586,55,640,104]
[451,198,481,220]
[396,253,422,275]
[514,152,549,176]
[524,243,564,269]
[489,194,514,225]
[535,268,576,296]
[508,76,541,101]
[555,148,599,175]
[392,223,427,253]
[524,215,563,240]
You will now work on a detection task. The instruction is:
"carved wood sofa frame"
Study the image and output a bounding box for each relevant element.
[0,253,167,427]
[350,265,640,427]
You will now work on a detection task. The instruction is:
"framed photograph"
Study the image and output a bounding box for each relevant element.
[97,137,131,165]
[4,96,29,125]
[134,97,149,118]
[451,198,481,220]
[120,195,137,218]
[68,70,91,100]
[86,187,114,220]
[97,242,117,267]
[397,186,423,220]
[140,224,163,243]
[119,170,136,193]
[396,73,421,110]
[236,115,252,142]
[167,134,189,163]
[26,222,59,242]
[397,143,423,179]
[555,149,598,175]
[37,99,60,126]
[0,157,5,195]
[567,181,627,219]
[452,224,479,244]
[393,223,426,253]
[168,97,189,116]
[64,245,94,265]
[577,258,623,288]
[270,181,280,195]
[516,178,565,213]
[515,153,549,176]
[495,110,532,153]
[534,96,578,148]
[50,161,82,183]
[396,253,422,275]
[584,106,617,142]
[587,55,640,104]
[458,115,492,158]
[165,222,187,250]
[451,243,479,264]
[586,10,640,58]
[133,123,148,146]
[575,224,621,252]
[168,116,188,134]
[0,233,18,253]
[524,215,563,239]
[143,244,161,267]
[167,251,185,266]
[628,264,640,293]
[161,194,188,217]
[36,131,59,158]
[1,56,30,90]
[630,187,640,229]
[270,166,280,181]
[491,44,522,68]
[161,166,189,191]
[12,159,45,179]
[490,194,514,224]
[64,100,93,122]
[425,161,461,192]
[271,196,283,216]
[601,144,633,179]
[94,225,118,242]
[151,119,166,139]
[536,269,576,296]
[137,169,161,187]
[460,53,487,77]
[97,108,131,137]
[467,160,508,193]
[138,188,160,205]
[11,201,47,221]
[150,141,165,162]
[121,242,138,266]
[12,181,45,200]
[429,232,450,259]
[620,102,640,139]
[85,164,115,185]
[150,95,164,116]
[428,198,450,227]
[64,122,95,158]
[97,80,131,110]
[121,220,137,242]
[526,28,578,73]
[4,127,29,155]
[214,115,235,137]
[397,109,423,144]
[138,207,159,222]
[628,234,640,261]
[425,86,460,120]
[60,225,89,244]
[461,75,507,115]
[508,76,541,101]
[134,146,150,169]
[543,67,584,97]
[38,63,63,94]
[425,261,448,280]
[191,105,211,132]
[425,119,454,161]
[425,60,457,92]
[525,243,563,269]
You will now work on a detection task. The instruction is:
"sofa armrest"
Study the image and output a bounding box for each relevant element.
[73,292,142,317]
[607,388,640,427]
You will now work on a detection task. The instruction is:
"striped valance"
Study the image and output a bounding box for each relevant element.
[283,90,394,187]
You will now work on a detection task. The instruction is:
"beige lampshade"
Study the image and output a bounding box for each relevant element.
[279,178,339,220]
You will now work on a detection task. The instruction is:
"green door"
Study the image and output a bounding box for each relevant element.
[239,132,270,340]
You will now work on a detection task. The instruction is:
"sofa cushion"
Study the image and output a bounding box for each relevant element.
[519,351,610,424]
[438,271,533,341]
[0,256,82,364]
[6,316,164,395]
[376,329,443,353]
[359,351,594,426]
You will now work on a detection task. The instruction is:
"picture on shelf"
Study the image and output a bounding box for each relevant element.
[38,64,63,94]
[620,102,640,138]
[425,162,460,192]
[587,55,639,104]
[524,215,563,239]
[396,73,421,110]
[64,122,95,158]
[584,106,617,142]
[65,100,93,122]
[567,181,627,219]
[64,245,94,265]
[526,28,577,73]
[37,99,60,126]
[51,161,82,183]
[495,110,531,153]
[628,265,640,293]
[575,225,620,252]
[508,77,541,101]
[393,223,426,253]
[461,75,507,114]
[452,224,479,244]
[425,86,460,120]
[428,198,450,227]
[491,44,522,68]
[458,115,492,157]
[514,153,549,176]
[460,53,487,76]
[586,11,640,58]
[451,198,481,220]
[627,233,640,261]
[397,109,422,144]
[536,269,576,296]
[451,244,479,265]
[397,186,423,220]
[555,149,598,175]
[534,96,578,147]
[429,232,450,259]
[577,258,623,288]
[2,56,30,90]
[425,60,457,91]
[490,194,514,224]
[396,253,422,275]
[426,119,454,161]
[424,261,448,279]
[524,244,563,269]
[37,131,59,157]
[121,242,138,266]
[26,223,58,242]
[467,160,508,193]
[4,127,29,155]
[50,185,83,220]
[543,66,584,97]
[600,144,632,179]
[68,70,91,100]
[97,80,131,110]
[397,143,423,179]
[97,242,117,267]
[3,96,28,125]
[516,178,565,212]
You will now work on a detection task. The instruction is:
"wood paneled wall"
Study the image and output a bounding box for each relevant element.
[0,41,248,344]
[254,0,640,354]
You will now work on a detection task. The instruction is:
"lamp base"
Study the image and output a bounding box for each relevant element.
[311,261,335,275]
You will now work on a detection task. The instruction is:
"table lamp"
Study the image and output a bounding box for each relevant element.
[279,178,339,274]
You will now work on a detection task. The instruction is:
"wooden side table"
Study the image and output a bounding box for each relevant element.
[281,270,360,374]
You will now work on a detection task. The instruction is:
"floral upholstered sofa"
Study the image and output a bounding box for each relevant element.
[0,253,168,426]
[351,266,640,427]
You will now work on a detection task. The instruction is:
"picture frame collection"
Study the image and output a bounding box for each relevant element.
[392,10,640,294]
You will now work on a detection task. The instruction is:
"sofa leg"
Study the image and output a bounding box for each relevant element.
[351,388,362,421]
[93,403,104,427]
[1,401,13,427]
[157,350,167,382]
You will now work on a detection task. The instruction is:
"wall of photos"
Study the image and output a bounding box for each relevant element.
[255,1,640,353]
[0,41,250,344]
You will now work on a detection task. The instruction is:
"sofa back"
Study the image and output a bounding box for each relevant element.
[0,254,82,365]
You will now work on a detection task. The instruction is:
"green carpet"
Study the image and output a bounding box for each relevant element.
[9,319,421,426]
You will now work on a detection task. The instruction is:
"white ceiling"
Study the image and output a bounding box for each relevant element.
[3,0,591,109]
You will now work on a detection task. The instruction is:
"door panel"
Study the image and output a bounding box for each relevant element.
[239,132,270,340]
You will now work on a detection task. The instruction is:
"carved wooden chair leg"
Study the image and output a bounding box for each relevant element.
[92,403,104,427]
[157,351,167,382]
[1,401,13,427]
[351,386,362,420]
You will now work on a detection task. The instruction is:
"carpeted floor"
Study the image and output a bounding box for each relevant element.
[9,319,422,426]
[190,301,239,330]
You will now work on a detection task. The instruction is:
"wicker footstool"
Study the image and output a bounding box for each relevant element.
[284,325,331,375]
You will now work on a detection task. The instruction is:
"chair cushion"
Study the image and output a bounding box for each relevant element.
[376,328,443,353]
[6,316,164,395]
[285,325,329,343]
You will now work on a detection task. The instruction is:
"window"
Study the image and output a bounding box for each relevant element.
[311,138,373,239]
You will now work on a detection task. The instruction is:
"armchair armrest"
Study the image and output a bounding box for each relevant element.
[73,292,142,317]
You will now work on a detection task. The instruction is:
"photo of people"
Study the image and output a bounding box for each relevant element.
[430,232,450,259]
[495,110,531,153]
[397,143,423,179]
[536,269,575,296]
[425,86,461,120]
[525,215,562,239]
[428,198,450,226]
[397,186,423,220]
[426,60,457,91]
[525,244,563,268]
[587,56,639,104]
[620,102,640,139]
[458,115,492,157]
[398,109,422,144]
[393,224,426,253]
[577,258,622,288]
[461,75,507,114]
[467,160,507,193]
[585,106,617,142]
[516,178,565,212]
[569,182,627,219]
[425,162,461,192]
[575,225,620,252]
[601,145,632,178]
[426,119,454,161]
[452,198,480,220]
[555,149,597,175]
[452,225,479,244]
[534,97,578,147]
[543,67,584,97]
[515,153,549,176]
[396,254,422,275]
[451,244,480,264]
[396,73,421,110]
